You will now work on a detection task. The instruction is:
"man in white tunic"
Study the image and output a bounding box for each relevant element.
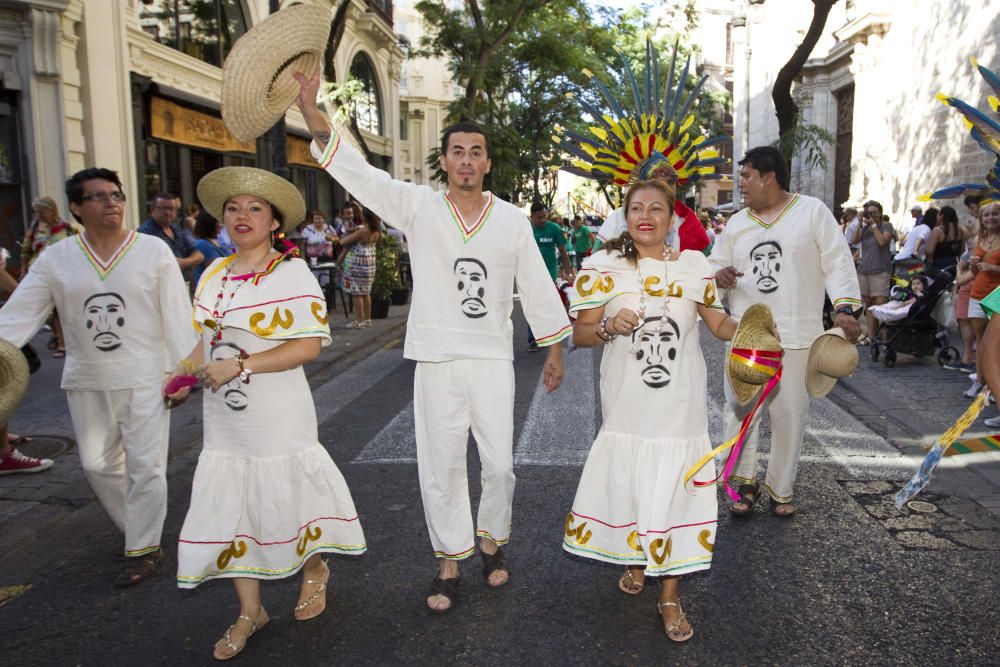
[295,72,570,612]
[0,167,196,585]
[709,147,862,517]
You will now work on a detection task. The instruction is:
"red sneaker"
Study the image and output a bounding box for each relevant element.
[0,448,54,475]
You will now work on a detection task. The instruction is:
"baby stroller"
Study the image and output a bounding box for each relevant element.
[870,267,960,368]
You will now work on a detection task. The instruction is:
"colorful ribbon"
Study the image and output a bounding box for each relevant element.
[684,348,784,501]
[894,389,992,508]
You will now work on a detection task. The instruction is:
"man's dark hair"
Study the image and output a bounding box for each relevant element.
[453,257,487,279]
[148,192,178,210]
[193,210,219,240]
[750,239,783,256]
[964,194,983,207]
[863,200,883,217]
[530,201,546,215]
[65,167,123,222]
[441,121,491,158]
[738,146,790,191]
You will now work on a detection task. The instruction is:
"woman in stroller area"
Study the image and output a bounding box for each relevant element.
[868,268,959,368]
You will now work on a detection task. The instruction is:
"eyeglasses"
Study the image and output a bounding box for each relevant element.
[81,191,126,204]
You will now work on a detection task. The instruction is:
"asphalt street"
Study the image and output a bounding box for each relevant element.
[1,303,999,666]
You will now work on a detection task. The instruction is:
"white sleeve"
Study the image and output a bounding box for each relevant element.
[707,222,734,273]
[156,245,198,368]
[311,133,424,237]
[816,207,862,312]
[596,208,625,243]
[514,223,571,346]
[0,251,56,347]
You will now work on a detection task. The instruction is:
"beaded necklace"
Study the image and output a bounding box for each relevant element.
[204,252,273,346]
[631,247,673,354]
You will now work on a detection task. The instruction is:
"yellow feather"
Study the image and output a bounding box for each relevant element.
[590,127,609,142]
[917,193,933,202]
[935,92,951,104]
[989,96,998,113]
[679,115,695,134]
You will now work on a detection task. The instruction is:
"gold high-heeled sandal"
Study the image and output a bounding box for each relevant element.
[213,610,268,661]
[657,600,694,642]
[293,560,330,621]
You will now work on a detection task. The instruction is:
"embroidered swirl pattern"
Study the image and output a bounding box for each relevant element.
[296,525,322,556]
[249,307,294,336]
[564,513,592,544]
[216,540,247,570]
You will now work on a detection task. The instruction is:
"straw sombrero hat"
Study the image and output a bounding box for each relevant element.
[221,2,332,143]
[727,304,783,405]
[197,167,306,231]
[0,338,30,424]
[806,328,859,398]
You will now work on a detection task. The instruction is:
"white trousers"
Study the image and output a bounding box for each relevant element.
[723,347,811,502]
[66,385,170,556]
[414,359,515,560]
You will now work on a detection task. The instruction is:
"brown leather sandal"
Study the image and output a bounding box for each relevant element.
[114,548,163,587]
[730,481,759,516]
[428,575,460,614]
[481,547,509,587]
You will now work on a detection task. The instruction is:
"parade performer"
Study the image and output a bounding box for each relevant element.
[291,71,570,614]
[709,146,861,517]
[0,167,196,585]
[165,168,366,660]
[564,178,737,642]
[555,40,726,253]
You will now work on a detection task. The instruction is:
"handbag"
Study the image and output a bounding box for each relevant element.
[932,289,957,330]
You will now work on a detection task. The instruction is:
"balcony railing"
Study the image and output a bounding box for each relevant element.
[366,0,392,24]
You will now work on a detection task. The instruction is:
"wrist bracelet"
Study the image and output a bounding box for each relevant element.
[596,317,617,342]
[180,358,198,373]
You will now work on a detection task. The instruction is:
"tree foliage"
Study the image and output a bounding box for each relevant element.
[415,0,725,206]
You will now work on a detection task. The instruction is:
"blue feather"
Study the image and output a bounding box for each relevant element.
[617,48,644,117]
[975,60,1000,101]
[662,41,679,120]
[665,55,692,140]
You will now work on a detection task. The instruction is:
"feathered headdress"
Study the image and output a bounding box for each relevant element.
[554,40,727,188]
[920,58,1000,205]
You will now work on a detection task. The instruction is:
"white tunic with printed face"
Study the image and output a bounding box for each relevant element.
[0,231,197,389]
[311,135,571,362]
[708,194,862,349]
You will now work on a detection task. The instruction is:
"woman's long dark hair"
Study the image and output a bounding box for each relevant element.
[362,207,381,234]
[939,205,959,240]
[921,207,939,229]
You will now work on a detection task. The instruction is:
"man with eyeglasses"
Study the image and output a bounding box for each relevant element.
[593,154,711,253]
[0,167,197,586]
[139,192,203,286]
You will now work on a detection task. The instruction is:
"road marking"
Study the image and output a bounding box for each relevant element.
[353,402,417,464]
[515,346,596,465]
[314,349,406,427]
[0,584,31,608]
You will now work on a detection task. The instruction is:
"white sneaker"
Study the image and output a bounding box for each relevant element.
[969,372,978,381]
[984,415,1000,429]
[963,382,984,399]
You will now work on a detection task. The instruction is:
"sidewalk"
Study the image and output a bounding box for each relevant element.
[0,301,410,556]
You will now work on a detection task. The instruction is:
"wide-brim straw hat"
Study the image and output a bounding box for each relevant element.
[221,2,332,144]
[806,328,859,398]
[727,304,783,405]
[197,167,306,232]
[0,338,29,424]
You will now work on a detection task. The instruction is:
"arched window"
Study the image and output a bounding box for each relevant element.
[138,0,248,69]
[350,53,383,136]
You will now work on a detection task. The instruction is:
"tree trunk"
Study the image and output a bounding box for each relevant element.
[772,0,837,152]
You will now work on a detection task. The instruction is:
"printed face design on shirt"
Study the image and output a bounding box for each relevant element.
[83,292,126,352]
[750,240,783,294]
[454,258,488,318]
[210,342,248,412]
[632,316,680,389]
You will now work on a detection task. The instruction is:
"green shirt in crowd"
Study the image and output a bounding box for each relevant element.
[573,226,594,255]
[532,220,566,280]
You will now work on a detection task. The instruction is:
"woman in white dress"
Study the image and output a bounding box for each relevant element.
[164,168,366,660]
[563,180,737,641]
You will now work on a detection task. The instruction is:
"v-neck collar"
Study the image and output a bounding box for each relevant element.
[443,191,495,243]
[76,230,137,281]
[747,193,800,228]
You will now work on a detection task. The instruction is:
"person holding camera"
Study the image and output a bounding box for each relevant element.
[851,200,896,343]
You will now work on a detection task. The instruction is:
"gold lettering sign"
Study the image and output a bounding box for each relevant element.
[150,97,255,154]
[287,135,319,168]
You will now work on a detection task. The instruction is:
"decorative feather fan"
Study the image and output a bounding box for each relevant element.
[922,58,1000,205]
[554,40,727,187]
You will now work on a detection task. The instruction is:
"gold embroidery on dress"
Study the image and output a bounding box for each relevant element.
[564,513,592,544]
[643,276,665,297]
[311,301,328,325]
[576,273,615,297]
[627,530,643,552]
[249,307,294,336]
[650,536,672,564]
[296,525,322,556]
[698,529,715,553]
[216,540,247,570]
[666,280,683,297]
[703,282,717,307]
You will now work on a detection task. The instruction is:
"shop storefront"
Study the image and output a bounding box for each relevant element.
[138,95,338,225]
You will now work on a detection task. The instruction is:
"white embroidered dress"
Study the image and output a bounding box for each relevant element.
[563,249,722,576]
[177,256,366,588]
